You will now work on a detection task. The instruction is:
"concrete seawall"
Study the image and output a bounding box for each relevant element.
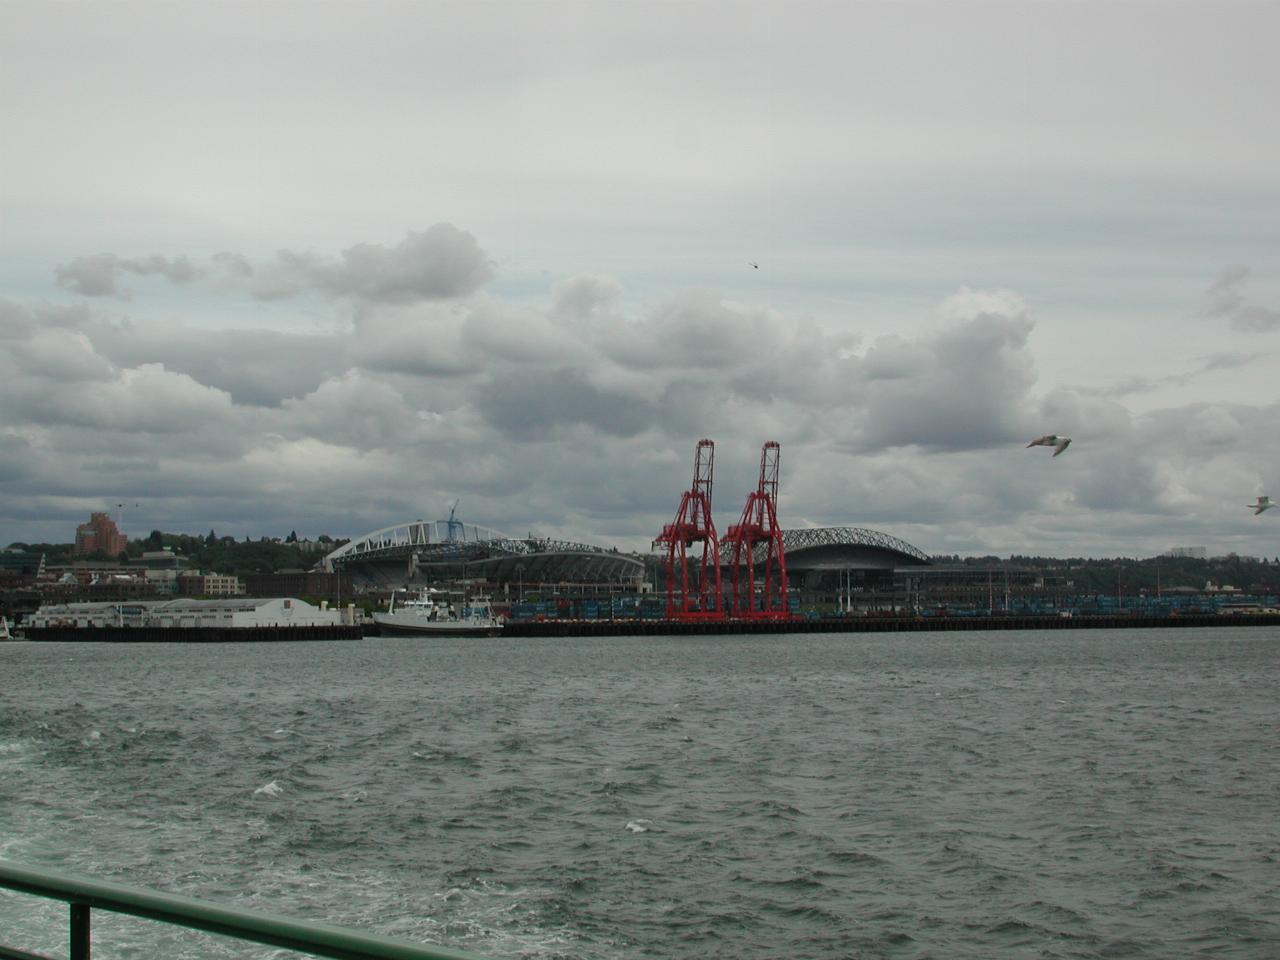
[502,613,1280,637]
[17,615,1279,641]
[21,624,365,642]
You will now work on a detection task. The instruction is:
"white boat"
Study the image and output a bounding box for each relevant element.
[373,588,504,637]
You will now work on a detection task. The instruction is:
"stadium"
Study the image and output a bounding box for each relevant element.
[322,519,648,589]
[322,517,933,613]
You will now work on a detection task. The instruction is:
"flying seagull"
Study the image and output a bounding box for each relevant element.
[1248,495,1273,515]
[1027,434,1071,456]
[748,261,759,269]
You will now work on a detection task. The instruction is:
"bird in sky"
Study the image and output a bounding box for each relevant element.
[1027,434,1072,456]
[1248,495,1273,515]
[748,261,759,269]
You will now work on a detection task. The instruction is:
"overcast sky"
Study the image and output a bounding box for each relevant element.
[2,0,1278,559]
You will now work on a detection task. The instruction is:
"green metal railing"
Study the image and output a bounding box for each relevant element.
[0,861,489,960]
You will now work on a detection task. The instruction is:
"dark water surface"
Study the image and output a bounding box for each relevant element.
[2,629,1278,959]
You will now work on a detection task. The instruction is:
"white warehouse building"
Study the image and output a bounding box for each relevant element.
[28,597,345,630]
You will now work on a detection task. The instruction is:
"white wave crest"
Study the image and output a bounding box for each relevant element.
[254,780,285,797]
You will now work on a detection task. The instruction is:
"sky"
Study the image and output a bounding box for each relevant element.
[2,0,1278,560]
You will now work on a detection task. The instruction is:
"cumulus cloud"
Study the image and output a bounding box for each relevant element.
[10,328,115,383]
[1204,266,1280,332]
[9,232,1280,558]
[550,275,624,326]
[348,302,484,377]
[279,372,421,450]
[47,364,237,434]
[234,224,494,302]
[91,323,349,408]
[850,293,1038,453]
[475,366,657,440]
[462,301,583,364]
[603,290,778,371]
[1,298,91,337]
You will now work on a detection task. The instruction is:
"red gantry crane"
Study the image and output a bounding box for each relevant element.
[722,441,790,619]
[653,439,724,619]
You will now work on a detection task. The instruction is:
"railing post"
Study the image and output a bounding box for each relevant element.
[70,903,90,960]
[1,860,489,960]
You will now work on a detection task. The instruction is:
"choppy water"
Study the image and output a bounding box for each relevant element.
[2,628,1278,959]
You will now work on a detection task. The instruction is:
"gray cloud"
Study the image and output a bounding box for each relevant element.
[91,323,349,408]
[6,248,1280,559]
[1199,351,1261,373]
[348,302,485,377]
[475,367,657,440]
[6,1,1280,559]
[851,306,1038,453]
[55,255,123,296]
[550,275,624,325]
[38,364,236,435]
[0,299,92,338]
[1205,266,1280,332]
[602,290,776,372]
[1100,351,1265,398]
[52,225,493,305]
[278,372,424,450]
[55,254,200,298]
[242,225,494,303]
[0,299,38,339]
[10,328,114,383]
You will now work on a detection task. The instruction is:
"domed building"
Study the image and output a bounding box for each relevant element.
[324,518,933,615]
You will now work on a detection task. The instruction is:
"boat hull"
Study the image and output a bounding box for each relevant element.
[372,615,503,638]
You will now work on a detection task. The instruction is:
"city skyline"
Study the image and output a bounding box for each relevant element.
[2,0,1278,559]
[13,509,1272,566]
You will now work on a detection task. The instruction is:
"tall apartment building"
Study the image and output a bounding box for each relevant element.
[74,512,128,557]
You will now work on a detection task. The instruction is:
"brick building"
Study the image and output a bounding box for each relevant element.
[74,512,127,557]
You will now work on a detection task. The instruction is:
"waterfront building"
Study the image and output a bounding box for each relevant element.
[27,597,341,629]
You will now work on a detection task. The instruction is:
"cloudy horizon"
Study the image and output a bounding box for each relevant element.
[2,0,1278,560]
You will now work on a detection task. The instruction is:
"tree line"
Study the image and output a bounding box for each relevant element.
[931,553,1280,594]
[5,530,348,578]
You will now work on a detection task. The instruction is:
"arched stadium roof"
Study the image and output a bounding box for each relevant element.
[323,519,646,582]
[323,519,509,565]
[781,526,931,568]
[714,526,930,569]
[325,520,928,585]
